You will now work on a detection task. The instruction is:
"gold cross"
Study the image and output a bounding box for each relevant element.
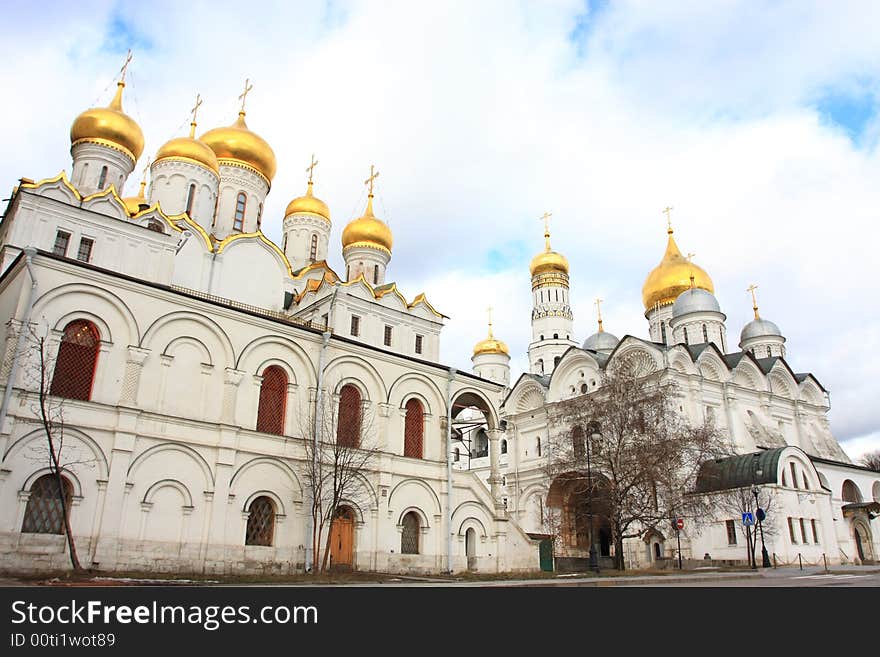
[238,78,254,114]
[539,211,552,235]
[118,49,133,83]
[747,284,759,319]
[663,206,674,232]
[487,306,494,337]
[306,154,319,184]
[686,252,695,262]
[190,93,203,125]
[364,164,380,196]
[594,297,604,331]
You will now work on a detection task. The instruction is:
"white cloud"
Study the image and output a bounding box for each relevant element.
[1,1,877,454]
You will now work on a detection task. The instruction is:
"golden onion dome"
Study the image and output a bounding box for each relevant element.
[285,181,330,221]
[529,248,569,276]
[642,229,714,310]
[122,179,148,216]
[341,195,393,253]
[200,111,276,182]
[154,122,219,174]
[70,82,145,163]
[473,335,509,357]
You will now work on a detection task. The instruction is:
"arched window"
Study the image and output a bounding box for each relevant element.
[702,324,708,343]
[309,234,318,261]
[245,496,276,546]
[147,220,165,234]
[553,333,559,339]
[401,511,420,554]
[185,184,196,215]
[257,202,263,229]
[454,448,460,462]
[536,436,542,457]
[683,327,689,344]
[373,264,379,284]
[256,366,287,436]
[22,474,73,534]
[501,439,508,455]
[49,320,100,401]
[842,480,862,503]
[336,384,362,448]
[282,233,289,252]
[233,192,247,231]
[97,166,108,190]
[537,359,544,374]
[660,322,667,343]
[403,398,424,459]
[572,426,585,459]
[554,356,561,368]
[580,383,588,394]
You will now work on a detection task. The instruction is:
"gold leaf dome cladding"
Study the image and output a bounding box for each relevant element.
[154,134,219,174]
[286,181,330,221]
[70,82,144,162]
[122,180,148,216]
[529,249,569,276]
[642,230,714,310]
[341,196,393,252]
[200,112,276,182]
[473,336,509,357]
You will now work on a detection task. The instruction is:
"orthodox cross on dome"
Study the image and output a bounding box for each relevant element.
[747,283,760,319]
[686,252,695,262]
[118,49,133,83]
[364,164,380,197]
[238,78,254,114]
[594,297,604,332]
[188,93,202,137]
[487,306,494,338]
[539,211,552,249]
[662,206,674,234]
[306,154,319,184]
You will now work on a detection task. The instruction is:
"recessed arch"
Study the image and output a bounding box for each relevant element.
[450,387,500,430]
[324,354,388,402]
[141,311,235,369]
[161,335,213,365]
[3,426,109,480]
[143,479,193,507]
[388,478,442,516]
[127,442,214,491]
[237,334,317,387]
[229,456,303,503]
[33,282,140,345]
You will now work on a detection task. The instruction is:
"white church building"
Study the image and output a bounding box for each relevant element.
[0,67,876,576]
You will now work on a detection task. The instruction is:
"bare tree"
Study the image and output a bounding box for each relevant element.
[298,381,381,573]
[20,326,89,572]
[702,485,780,565]
[546,366,731,570]
[860,451,880,473]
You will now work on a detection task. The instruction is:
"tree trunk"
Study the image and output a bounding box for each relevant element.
[55,467,83,572]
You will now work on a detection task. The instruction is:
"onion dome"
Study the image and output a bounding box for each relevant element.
[200,111,276,182]
[672,286,721,318]
[70,82,145,163]
[642,227,713,310]
[583,330,619,352]
[529,223,569,276]
[473,316,509,357]
[286,181,330,221]
[122,179,149,216]
[342,194,393,253]
[741,318,782,342]
[154,120,219,175]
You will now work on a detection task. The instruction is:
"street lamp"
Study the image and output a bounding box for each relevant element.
[752,456,772,568]
[587,424,601,573]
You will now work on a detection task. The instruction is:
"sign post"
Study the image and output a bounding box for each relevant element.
[674,517,684,570]
[742,512,756,569]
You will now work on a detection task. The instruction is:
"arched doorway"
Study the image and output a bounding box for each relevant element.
[853,521,874,564]
[329,506,355,571]
[465,527,476,570]
[547,473,612,568]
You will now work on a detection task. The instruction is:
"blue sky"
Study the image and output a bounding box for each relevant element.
[0,0,878,460]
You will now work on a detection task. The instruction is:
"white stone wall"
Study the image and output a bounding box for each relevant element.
[282,213,331,272]
[149,159,219,229]
[70,142,134,197]
[213,165,269,238]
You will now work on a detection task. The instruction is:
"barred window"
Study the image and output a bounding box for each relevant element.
[309,234,318,261]
[572,426,585,459]
[415,334,423,354]
[401,511,420,554]
[97,166,108,190]
[256,365,287,436]
[350,315,360,337]
[233,192,247,231]
[49,320,100,401]
[22,474,73,534]
[336,384,362,448]
[403,398,424,459]
[76,238,94,263]
[725,519,737,545]
[536,437,542,457]
[53,230,71,257]
[702,324,709,343]
[384,325,392,347]
[245,496,275,546]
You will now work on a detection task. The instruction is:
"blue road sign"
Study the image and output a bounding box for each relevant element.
[742,512,755,526]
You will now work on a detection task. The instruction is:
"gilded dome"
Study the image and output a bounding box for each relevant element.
[122,180,148,216]
[286,181,330,222]
[70,82,144,163]
[473,336,509,357]
[154,124,219,174]
[341,196,393,253]
[200,112,276,182]
[642,230,714,310]
[529,249,569,276]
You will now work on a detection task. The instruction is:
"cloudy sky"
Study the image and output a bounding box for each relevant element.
[1,1,878,460]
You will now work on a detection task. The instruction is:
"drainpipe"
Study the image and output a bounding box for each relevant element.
[0,248,37,436]
[446,367,456,574]
[305,286,338,573]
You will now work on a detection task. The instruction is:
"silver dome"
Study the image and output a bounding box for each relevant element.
[583,331,620,352]
[671,287,721,318]
[740,318,782,342]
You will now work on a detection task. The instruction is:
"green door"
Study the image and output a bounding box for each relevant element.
[539,539,554,571]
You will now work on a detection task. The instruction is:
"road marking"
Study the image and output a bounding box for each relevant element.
[792,574,868,580]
